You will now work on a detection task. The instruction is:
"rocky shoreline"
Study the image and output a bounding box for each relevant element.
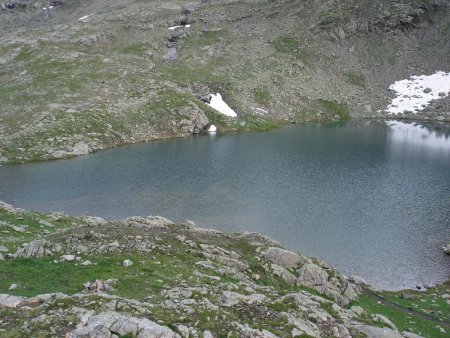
[1,0,449,164]
[0,201,449,337]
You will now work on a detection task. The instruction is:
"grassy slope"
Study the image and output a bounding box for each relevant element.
[0,205,449,337]
[0,0,448,163]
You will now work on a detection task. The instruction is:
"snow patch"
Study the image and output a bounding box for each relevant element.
[387,71,450,114]
[168,24,191,30]
[207,124,217,133]
[206,93,237,117]
[385,120,450,152]
[78,14,92,21]
[253,107,268,115]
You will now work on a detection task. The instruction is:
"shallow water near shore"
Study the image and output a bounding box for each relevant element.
[1,120,449,290]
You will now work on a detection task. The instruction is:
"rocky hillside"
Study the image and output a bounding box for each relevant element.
[0,201,449,337]
[0,0,449,163]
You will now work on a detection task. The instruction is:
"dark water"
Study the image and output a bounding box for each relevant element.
[1,120,449,290]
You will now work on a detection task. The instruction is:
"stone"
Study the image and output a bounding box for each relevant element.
[270,263,297,284]
[67,311,180,337]
[13,240,53,258]
[71,142,90,155]
[0,245,9,252]
[9,284,18,291]
[197,94,212,103]
[401,331,425,338]
[372,314,397,330]
[442,243,450,255]
[350,305,365,316]
[297,263,328,289]
[260,247,304,268]
[0,294,26,308]
[286,313,320,337]
[352,325,404,338]
[123,259,133,267]
[423,88,432,93]
[203,330,214,338]
[60,254,76,262]
[83,216,107,226]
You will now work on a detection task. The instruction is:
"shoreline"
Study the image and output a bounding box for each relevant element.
[0,200,449,337]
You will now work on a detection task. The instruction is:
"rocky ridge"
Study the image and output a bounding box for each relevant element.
[1,201,449,337]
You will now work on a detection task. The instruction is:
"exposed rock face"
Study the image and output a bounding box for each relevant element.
[13,239,56,258]
[178,106,209,135]
[67,311,180,338]
[0,294,26,308]
[261,247,305,268]
[0,202,446,337]
[297,263,358,306]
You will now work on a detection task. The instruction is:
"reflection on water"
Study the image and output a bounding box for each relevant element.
[0,120,449,290]
[386,120,450,154]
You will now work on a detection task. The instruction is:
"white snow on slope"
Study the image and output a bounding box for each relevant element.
[207,124,217,133]
[207,93,237,117]
[386,120,450,152]
[387,71,450,114]
[78,14,92,21]
[168,24,191,30]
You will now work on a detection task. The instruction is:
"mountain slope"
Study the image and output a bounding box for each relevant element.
[0,0,449,163]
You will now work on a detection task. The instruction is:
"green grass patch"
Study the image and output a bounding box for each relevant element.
[342,70,366,87]
[353,293,449,338]
[272,36,299,54]
[252,87,271,106]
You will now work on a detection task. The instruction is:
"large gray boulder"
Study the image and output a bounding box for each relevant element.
[260,247,305,268]
[67,311,180,338]
[351,325,404,338]
[13,239,55,258]
[0,294,26,308]
[297,263,358,306]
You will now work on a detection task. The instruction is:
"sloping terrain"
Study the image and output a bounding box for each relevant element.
[0,0,449,163]
[0,201,449,337]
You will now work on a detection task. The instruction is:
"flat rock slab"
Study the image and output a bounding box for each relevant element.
[0,294,26,308]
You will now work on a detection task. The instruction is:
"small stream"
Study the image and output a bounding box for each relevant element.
[1,120,449,290]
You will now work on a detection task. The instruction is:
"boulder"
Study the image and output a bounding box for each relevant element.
[0,294,25,308]
[351,325,404,338]
[67,311,180,337]
[297,263,358,306]
[297,263,329,289]
[13,240,54,258]
[83,216,107,226]
[123,259,133,267]
[260,247,304,268]
[372,314,397,330]
[60,254,76,262]
[270,263,297,284]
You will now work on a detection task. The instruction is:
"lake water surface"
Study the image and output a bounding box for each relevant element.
[1,120,449,290]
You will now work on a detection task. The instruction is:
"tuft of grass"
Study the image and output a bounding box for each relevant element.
[252,87,271,106]
[342,70,366,87]
[352,291,450,338]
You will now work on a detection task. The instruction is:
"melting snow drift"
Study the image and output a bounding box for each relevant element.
[207,124,217,133]
[168,24,191,30]
[387,71,450,114]
[207,93,237,117]
[78,14,92,21]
